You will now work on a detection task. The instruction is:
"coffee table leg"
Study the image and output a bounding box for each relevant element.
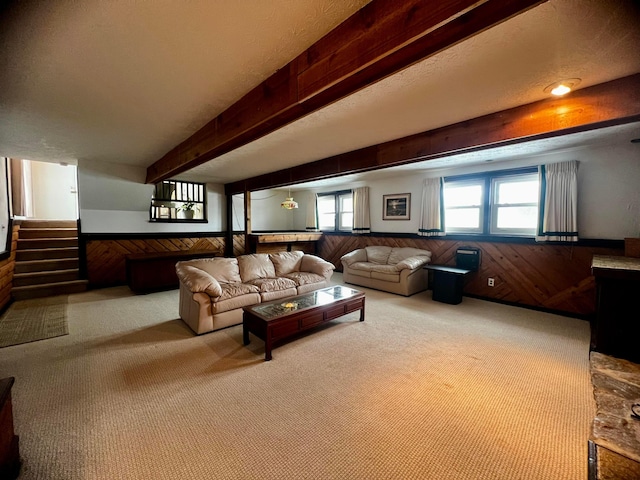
[360,301,365,321]
[265,333,272,361]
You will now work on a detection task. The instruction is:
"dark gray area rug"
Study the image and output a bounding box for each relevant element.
[0,296,69,348]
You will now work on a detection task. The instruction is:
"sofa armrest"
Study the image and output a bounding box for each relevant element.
[340,249,366,266]
[176,264,223,298]
[396,255,431,271]
[301,254,335,278]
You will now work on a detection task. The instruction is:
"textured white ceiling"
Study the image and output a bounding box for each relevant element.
[1,0,639,187]
[0,0,370,164]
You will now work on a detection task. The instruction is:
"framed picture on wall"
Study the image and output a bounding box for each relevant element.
[383,193,410,220]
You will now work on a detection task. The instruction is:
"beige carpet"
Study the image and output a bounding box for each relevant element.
[0,295,68,348]
[0,275,594,479]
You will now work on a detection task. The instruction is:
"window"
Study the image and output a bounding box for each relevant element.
[490,174,539,235]
[150,180,207,222]
[444,168,538,236]
[317,190,353,231]
[443,180,484,234]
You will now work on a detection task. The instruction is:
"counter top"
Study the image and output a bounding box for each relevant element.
[591,255,640,281]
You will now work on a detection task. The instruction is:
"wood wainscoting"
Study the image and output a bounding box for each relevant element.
[319,234,624,317]
[84,235,227,288]
[0,225,18,312]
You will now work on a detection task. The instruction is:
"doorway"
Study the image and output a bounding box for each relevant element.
[10,159,78,220]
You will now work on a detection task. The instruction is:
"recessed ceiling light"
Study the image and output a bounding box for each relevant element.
[544,78,581,96]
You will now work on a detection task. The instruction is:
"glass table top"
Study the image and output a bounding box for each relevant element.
[247,285,361,320]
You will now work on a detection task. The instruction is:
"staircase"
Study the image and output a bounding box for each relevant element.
[11,220,88,300]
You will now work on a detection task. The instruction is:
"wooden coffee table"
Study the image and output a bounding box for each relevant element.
[243,285,365,361]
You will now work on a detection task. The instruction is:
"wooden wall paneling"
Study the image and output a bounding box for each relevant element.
[0,225,19,311]
[233,234,246,257]
[85,237,225,288]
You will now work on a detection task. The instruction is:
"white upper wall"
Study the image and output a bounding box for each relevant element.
[77,159,225,233]
[75,140,640,240]
[293,141,640,240]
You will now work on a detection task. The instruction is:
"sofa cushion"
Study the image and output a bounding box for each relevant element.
[219,282,259,301]
[365,246,392,264]
[270,251,304,276]
[247,277,297,293]
[371,271,400,282]
[238,254,276,282]
[347,262,372,278]
[283,271,325,286]
[260,288,298,302]
[179,257,241,284]
[370,264,400,275]
[396,255,430,271]
[388,247,431,265]
[211,293,261,315]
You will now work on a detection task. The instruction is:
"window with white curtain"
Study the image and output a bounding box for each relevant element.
[444,167,539,237]
[317,190,353,231]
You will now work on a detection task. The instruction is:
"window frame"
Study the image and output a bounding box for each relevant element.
[442,177,485,234]
[489,173,539,236]
[317,189,353,232]
[149,179,208,223]
[443,166,539,237]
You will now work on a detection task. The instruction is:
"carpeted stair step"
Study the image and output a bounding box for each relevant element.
[17,228,77,239]
[14,258,79,274]
[16,247,79,261]
[19,220,77,229]
[17,237,78,250]
[11,280,88,301]
[13,269,80,287]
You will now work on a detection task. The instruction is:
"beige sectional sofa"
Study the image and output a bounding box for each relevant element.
[176,251,335,334]
[341,245,432,296]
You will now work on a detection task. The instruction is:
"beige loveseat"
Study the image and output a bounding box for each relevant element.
[176,251,335,334]
[341,246,432,296]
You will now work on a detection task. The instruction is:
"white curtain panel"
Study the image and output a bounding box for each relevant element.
[537,160,579,242]
[352,187,371,234]
[306,191,318,231]
[419,177,444,237]
[10,158,34,218]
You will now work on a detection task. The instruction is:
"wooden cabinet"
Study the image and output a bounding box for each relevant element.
[424,265,472,305]
[0,377,20,480]
[126,249,221,293]
[248,232,322,254]
[591,255,640,363]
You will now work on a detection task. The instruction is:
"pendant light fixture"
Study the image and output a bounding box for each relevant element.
[281,189,298,210]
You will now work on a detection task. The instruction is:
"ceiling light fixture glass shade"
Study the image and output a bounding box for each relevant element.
[281,190,298,209]
[543,78,581,96]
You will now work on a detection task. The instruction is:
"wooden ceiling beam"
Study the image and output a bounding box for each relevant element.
[146,0,545,184]
[224,73,640,195]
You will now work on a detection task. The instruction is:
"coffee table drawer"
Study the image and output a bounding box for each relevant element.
[299,311,325,329]
[324,303,347,320]
[345,298,364,313]
[271,320,299,340]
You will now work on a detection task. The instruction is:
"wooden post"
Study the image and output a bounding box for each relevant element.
[244,190,251,256]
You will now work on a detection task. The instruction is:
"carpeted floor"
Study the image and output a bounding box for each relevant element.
[0,295,69,348]
[0,274,594,479]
